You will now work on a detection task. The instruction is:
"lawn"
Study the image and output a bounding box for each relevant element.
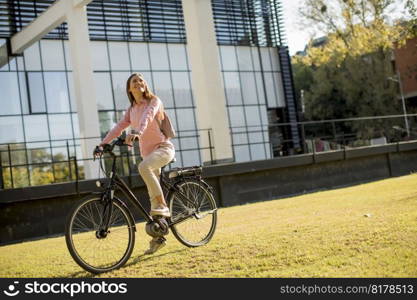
[1,173,417,278]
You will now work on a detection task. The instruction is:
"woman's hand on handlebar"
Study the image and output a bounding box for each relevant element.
[93,145,104,159]
[125,134,139,147]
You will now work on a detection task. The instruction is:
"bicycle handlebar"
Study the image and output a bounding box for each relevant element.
[93,137,126,159]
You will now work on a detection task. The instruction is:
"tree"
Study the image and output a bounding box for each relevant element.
[405,0,417,36]
[293,0,415,142]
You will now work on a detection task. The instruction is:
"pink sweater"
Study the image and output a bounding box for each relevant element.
[102,97,173,157]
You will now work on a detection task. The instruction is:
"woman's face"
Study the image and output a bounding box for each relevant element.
[129,75,146,95]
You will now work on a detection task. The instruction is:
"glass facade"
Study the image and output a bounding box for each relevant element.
[0,0,294,189]
[219,45,283,162]
[0,38,201,187]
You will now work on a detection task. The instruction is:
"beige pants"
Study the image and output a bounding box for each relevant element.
[138,143,175,207]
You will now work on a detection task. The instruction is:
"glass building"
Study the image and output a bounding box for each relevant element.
[0,0,300,189]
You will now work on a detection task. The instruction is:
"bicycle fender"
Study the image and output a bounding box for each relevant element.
[170,178,215,196]
[198,179,214,194]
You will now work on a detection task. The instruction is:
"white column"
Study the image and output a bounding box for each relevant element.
[181,0,233,164]
[66,4,100,179]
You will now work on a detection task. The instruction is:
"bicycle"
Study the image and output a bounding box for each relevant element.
[65,137,217,274]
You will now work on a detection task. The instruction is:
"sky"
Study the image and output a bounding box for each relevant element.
[281,0,313,55]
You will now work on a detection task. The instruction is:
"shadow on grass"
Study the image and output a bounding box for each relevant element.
[126,249,187,266]
[66,249,187,278]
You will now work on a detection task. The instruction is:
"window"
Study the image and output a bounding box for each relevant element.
[250,143,266,161]
[40,40,65,71]
[260,48,272,72]
[176,108,195,132]
[23,115,49,142]
[0,116,24,143]
[99,111,116,137]
[233,133,248,145]
[44,72,70,113]
[236,46,253,71]
[71,113,80,138]
[179,136,199,150]
[251,47,261,71]
[94,72,114,110]
[264,72,278,108]
[63,41,72,71]
[108,42,130,70]
[51,141,68,162]
[168,44,188,71]
[228,106,245,128]
[220,44,284,163]
[259,105,268,125]
[18,72,29,114]
[220,46,237,71]
[23,42,42,71]
[27,142,51,164]
[165,108,178,132]
[273,72,286,107]
[111,72,130,110]
[66,72,76,112]
[172,72,192,108]
[181,150,200,167]
[129,42,150,71]
[0,72,22,115]
[48,114,73,140]
[90,41,110,71]
[152,71,174,108]
[223,72,243,105]
[149,43,169,71]
[245,106,261,127]
[240,73,258,105]
[234,145,250,162]
[248,132,263,143]
[27,72,46,113]
[254,72,266,104]
[269,48,280,71]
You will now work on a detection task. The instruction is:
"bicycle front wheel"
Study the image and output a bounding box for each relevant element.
[65,195,135,274]
[168,180,217,247]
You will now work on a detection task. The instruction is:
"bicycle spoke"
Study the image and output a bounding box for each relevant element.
[170,180,217,247]
[67,197,134,273]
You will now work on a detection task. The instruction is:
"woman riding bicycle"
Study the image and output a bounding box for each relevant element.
[96,73,175,254]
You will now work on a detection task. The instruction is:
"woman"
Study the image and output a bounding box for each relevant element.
[98,73,175,254]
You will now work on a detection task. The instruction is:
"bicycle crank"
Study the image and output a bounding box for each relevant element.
[145,217,169,238]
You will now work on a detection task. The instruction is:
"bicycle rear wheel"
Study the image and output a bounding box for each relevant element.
[65,195,135,274]
[168,180,217,247]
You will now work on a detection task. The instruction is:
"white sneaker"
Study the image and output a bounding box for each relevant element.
[150,205,171,217]
[144,237,166,255]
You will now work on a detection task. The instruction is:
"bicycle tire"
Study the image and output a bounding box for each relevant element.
[168,179,217,247]
[65,195,135,274]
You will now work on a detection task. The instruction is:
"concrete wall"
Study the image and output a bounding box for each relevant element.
[1,141,417,245]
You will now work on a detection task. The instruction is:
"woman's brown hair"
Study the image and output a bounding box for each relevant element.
[126,73,156,106]
[126,72,164,120]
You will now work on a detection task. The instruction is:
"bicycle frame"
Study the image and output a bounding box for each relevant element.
[101,151,152,223]
[100,148,203,227]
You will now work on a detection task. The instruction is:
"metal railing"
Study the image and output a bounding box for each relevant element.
[2,113,417,190]
[0,128,214,190]
[227,114,417,160]
[267,114,417,156]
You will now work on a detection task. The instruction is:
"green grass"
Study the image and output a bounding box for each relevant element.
[1,173,417,278]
